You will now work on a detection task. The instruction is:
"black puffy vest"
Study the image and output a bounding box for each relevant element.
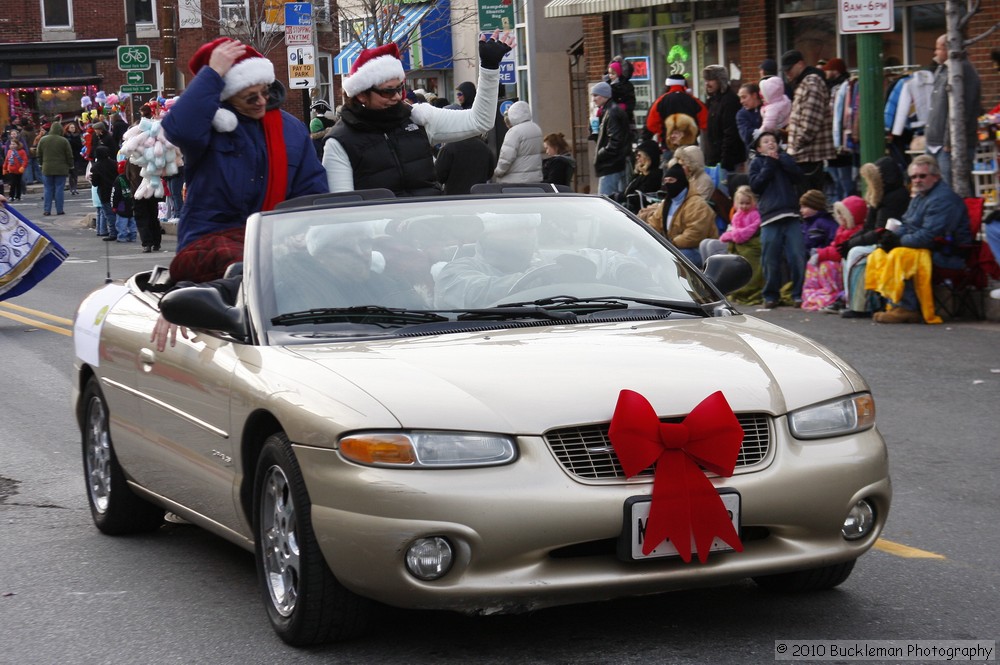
[329,112,440,197]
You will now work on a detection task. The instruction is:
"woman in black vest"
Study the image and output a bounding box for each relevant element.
[322,32,512,196]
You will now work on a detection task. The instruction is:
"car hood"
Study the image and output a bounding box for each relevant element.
[287,316,863,433]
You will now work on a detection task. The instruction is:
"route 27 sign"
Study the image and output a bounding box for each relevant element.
[838,0,894,33]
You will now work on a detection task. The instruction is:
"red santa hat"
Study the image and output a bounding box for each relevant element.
[188,37,275,132]
[343,43,406,98]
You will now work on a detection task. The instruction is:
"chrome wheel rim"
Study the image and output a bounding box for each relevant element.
[84,395,112,513]
[261,464,300,617]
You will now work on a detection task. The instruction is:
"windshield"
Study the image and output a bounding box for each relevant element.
[253,196,718,333]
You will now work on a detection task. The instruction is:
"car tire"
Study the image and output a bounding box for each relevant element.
[753,559,856,592]
[253,432,372,645]
[81,377,163,535]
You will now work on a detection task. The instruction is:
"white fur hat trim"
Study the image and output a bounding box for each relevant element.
[343,54,406,98]
[220,57,275,103]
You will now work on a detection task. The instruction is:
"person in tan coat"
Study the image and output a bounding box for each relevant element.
[642,162,717,267]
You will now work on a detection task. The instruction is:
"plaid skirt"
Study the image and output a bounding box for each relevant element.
[169,226,246,284]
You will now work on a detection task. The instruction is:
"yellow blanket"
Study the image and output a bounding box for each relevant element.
[864,247,942,324]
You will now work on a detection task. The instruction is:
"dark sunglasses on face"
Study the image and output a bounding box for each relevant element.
[910,173,931,179]
[241,90,268,105]
[370,84,405,98]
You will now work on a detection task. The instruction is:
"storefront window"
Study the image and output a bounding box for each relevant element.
[779,0,835,11]
[654,6,692,26]
[781,14,837,65]
[42,0,71,27]
[695,0,739,20]
[615,8,652,29]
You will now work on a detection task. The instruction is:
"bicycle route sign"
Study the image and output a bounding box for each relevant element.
[117,45,151,71]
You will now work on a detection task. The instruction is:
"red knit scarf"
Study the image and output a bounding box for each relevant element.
[261,108,288,211]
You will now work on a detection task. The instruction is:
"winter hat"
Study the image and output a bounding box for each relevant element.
[781,50,804,71]
[759,59,778,77]
[343,43,405,98]
[799,189,828,212]
[635,140,661,163]
[91,120,107,131]
[665,75,687,88]
[703,65,729,87]
[188,37,275,132]
[310,99,332,112]
[591,81,613,99]
[834,195,867,229]
[608,60,623,77]
[823,57,847,76]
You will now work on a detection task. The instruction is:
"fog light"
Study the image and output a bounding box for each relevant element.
[405,537,454,581]
[842,500,875,540]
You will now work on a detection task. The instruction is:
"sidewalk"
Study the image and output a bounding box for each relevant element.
[18,181,178,236]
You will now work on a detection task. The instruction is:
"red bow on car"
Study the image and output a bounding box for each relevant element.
[609,389,744,563]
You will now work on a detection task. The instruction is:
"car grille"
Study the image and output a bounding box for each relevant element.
[544,413,771,480]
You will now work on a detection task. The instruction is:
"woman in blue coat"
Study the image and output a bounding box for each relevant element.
[162,38,328,283]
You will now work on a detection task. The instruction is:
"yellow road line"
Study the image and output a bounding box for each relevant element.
[0,301,74,325]
[875,538,947,559]
[0,308,73,336]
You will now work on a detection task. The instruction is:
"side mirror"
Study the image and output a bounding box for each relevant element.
[160,286,247,339]
[703,254,752,297]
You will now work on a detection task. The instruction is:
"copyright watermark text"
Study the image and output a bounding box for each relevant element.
[775,640,995,661]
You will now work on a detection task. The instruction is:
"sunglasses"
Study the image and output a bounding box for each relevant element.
[240,90,269,105]
[370,84,405,98]
[910,173,932,179]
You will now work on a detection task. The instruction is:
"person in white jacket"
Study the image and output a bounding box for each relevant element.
[492,100,543,184]
[323,32,513,196]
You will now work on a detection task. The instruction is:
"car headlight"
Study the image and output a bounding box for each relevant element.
[339,431,517,468]
[787,393,876,440]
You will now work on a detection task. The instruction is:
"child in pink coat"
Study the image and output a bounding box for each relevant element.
[801,195,867,311]
[754,76,792,139]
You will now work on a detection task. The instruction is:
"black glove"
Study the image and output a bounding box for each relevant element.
[835,240,851,260]
[479,36,512,70]
[878,230,901,251]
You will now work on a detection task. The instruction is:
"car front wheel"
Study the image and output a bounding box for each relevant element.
[81,377,163,534]
[253,432,372,645]
[753,559,856,592]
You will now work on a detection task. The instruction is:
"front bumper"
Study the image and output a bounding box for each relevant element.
[295,420,890,613]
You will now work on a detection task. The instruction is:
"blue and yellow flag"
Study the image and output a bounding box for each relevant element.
[0,203,69,302]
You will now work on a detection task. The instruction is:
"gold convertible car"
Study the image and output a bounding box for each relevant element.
[72,189,891,646]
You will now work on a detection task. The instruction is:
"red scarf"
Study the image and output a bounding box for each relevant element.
[261,108,288,211]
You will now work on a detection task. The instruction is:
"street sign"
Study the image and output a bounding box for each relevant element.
[126,71,144,84]
[286,45,316,89]
[117,45,151,71]
[284,2,313,45]
[120,84,154,94]
[838,0,894,33]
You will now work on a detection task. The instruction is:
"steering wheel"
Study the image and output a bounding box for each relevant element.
[506,264,563,296]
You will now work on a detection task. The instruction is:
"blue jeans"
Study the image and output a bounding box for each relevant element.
[984,218,1000,263]
[761,216,806,303]
[116,214,137,242]
[827,164,854,203]
[24,157,39,184]
[598,170,626,197]
[928,146,976,189]
[43,174,67,214]
[677,246,704,268]
[97,202,114,236]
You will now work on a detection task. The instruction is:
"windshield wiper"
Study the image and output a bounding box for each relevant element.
[497,295,708,316]
[272,306,449,326]
[457,305,578,322]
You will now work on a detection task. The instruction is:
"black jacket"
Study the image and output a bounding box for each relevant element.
[594,100,630,177]
[329,102,440,197]
[435,136,496,195]
[705,87,744,171]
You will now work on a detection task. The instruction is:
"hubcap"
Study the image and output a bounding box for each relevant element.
[261,464,300,617]
[85,396,112,513]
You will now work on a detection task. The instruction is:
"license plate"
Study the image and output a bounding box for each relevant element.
[618,490,741,561]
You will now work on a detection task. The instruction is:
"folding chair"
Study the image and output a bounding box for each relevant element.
[932,198,1000,319]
